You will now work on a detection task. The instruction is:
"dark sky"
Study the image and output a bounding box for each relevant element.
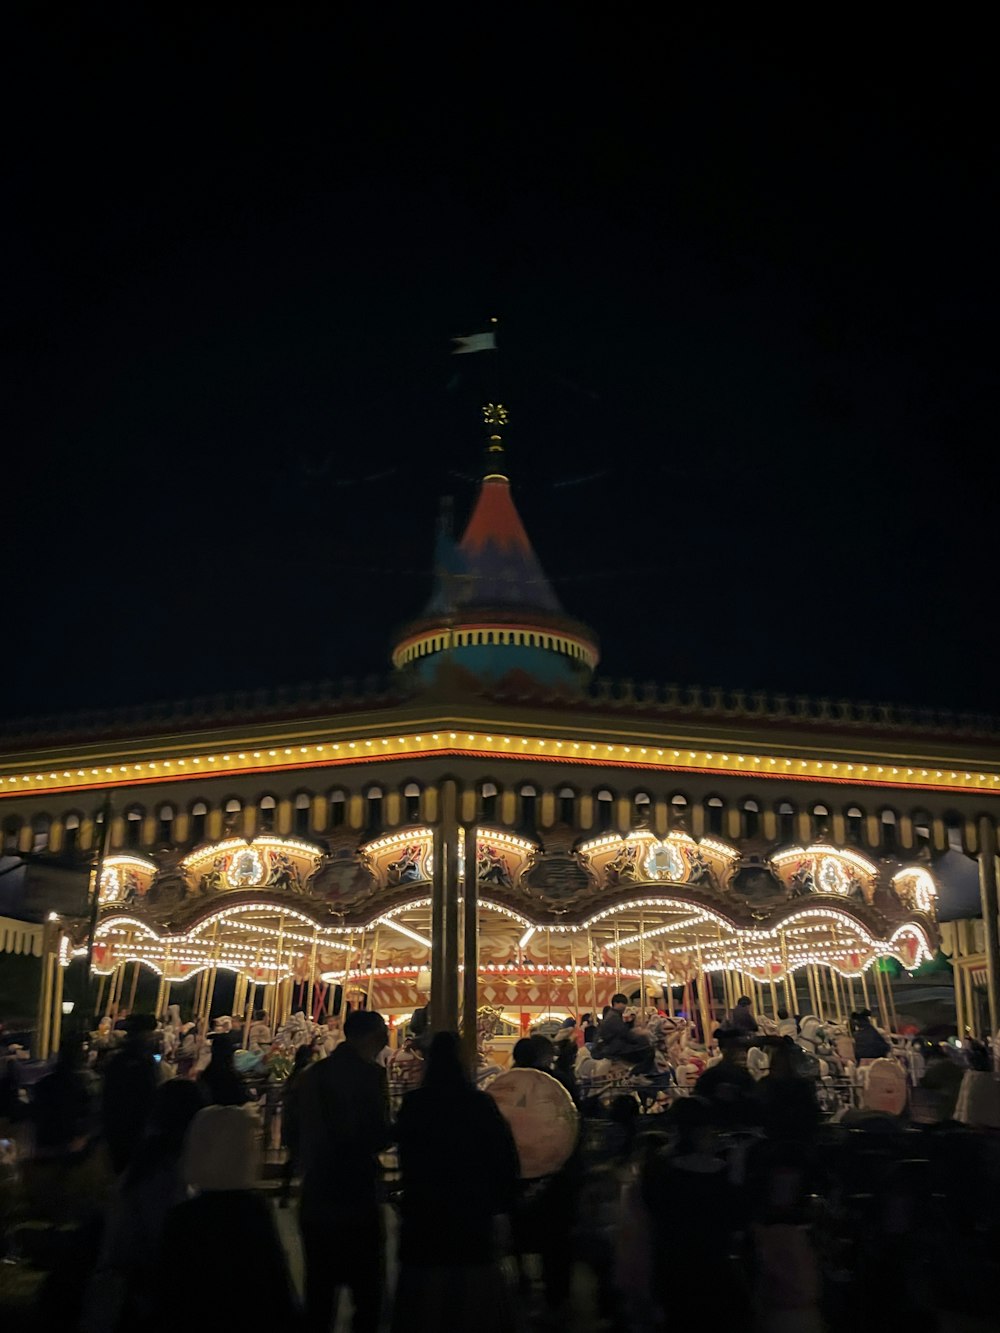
[4,13,995,720]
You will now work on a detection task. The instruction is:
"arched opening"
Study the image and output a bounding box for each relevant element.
[595,788,615,832]
[912,808,932,852]
[156,804,175,845]
[705,795,725,836]
[518,784,537,834]
[880,808,898,852]
[845,806,865,845]
[32,813,51,853]
[943,811,964,853]
[777,801,796,843]
[669,793,689,828]
[479,781,498,822]
[190,801,208,845]
[364,786,383,835]
[63,812,81,855]
[329,790,347,828]
[557,786,576,825]
[2,817,21,854]
[742,798,760,839]
[632,791,652,828]
[403,782,422,823]
[811,803,830,839]
[295,792,313,837]
[258,795,277,834]
[223,798,243,836]
[123,806,143,850]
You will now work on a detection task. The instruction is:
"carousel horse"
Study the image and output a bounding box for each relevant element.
[386,1037,425,1096]
[861,1056,908,1115]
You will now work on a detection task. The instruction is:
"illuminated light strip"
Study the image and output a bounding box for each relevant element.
[772,844,878,876]
[181,835,323,869]
[518,926,536,949]
[615,914,716,947]
[92,890,922,954]
[376,916,433,949]
[3,731,999,798]
[582,897,732,931]
[102,854,158,873]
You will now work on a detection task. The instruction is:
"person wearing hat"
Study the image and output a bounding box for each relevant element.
[851,1010,890,1061]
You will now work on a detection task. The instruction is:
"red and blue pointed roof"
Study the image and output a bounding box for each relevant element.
[392,408,599,684]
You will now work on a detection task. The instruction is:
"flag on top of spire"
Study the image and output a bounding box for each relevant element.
[451,330,496,354]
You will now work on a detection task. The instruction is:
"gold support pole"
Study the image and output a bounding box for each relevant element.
[307,928,319,1022]
[51,953,65,1055]
[586,929,597,1020]
[36,936,55,1060]
[274,913,286,1023]
[368,924,381,1013]
[638,910,646,1010]
[127,959,141,1014]
[94,972,108,1025]
[860,966,871,1015]
[614,921,621,994]
[807,965,820,1018]
[695,938,710,1043]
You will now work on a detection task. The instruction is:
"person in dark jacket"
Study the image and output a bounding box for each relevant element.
[852,1010,890,1060]
[728,995,760,1033]
[101,1014,160,1174]
[198,1032,251,1107]
[287,1008,391,1333]
[593,994,654,1072]
[695,1029,758,1128]
[32,1032,98,1154]
[392,1031,519,1331]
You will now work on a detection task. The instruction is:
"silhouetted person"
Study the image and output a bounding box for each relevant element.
[728,995,759,1033]
[695,1028,757,1128]
[509,1035,580,1317]
[102,1014,160,1173]
[755,1037,821,1140]
[393,1031,519,1331]
[919,1043,964,1120]
[280,1043,315,1205]
[83,1079,205,1330]
[593,993,654,1071]
[289,1008,391,1333]
[552,1036,580,1103]
[158,1106,297,1332]
[641,1097,741,1326]
[198,1032,250,1106]
[32,1032,97,1155]
[851,1010,890,1060]
[512,1032,556,1072]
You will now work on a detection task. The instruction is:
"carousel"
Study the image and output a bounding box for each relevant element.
[75,822,938,1054]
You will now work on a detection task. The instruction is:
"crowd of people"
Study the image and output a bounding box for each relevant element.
[1,995,999,1332]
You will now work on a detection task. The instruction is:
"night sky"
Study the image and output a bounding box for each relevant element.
[4,15,995,721]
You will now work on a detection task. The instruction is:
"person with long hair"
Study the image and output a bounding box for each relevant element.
[392,1031,520,1332]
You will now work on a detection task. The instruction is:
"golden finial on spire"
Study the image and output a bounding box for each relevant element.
[482,402,509,429]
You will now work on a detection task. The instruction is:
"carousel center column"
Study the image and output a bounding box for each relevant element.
[430,778,461,1032]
